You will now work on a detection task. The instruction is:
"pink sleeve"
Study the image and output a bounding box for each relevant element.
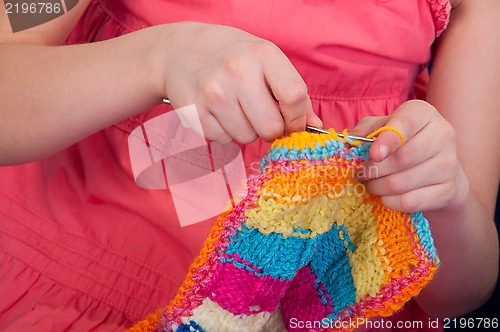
[426,0,452,37]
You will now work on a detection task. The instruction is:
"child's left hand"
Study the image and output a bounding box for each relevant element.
[351,99,469,213]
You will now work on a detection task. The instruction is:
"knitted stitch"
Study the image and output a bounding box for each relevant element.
[129,129,439,332]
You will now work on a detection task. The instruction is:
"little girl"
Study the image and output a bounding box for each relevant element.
[0,0,498,330]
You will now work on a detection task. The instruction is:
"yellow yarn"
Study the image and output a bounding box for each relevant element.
[366,125,405,145]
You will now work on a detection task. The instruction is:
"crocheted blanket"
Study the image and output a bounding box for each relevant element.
[129,129,439,332]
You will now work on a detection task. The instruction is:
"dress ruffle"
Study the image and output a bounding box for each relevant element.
[0,254,131,331]
[426,0,452,37]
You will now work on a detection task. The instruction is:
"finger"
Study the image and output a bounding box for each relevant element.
[207,94,260,144]
[262,49,319,134]
[349,116,388,137]
[167,95,234,142]
[305,107,323,128]
[237,72,285,142]
[196,77,258,143]
[380,182,457,213]
[364,154,456,196]
[270,77,311,135]
[369,100,433,162]
[357,129,441,180]
[212,103,259,144]
[198,112,234,143]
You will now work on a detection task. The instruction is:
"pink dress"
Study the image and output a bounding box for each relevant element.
[0,0,451,330]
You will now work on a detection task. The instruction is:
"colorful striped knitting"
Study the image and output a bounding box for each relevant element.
[129,129,439,332]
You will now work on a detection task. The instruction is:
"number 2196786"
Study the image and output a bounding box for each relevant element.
[5,2,62,14]
[443,317,498,329]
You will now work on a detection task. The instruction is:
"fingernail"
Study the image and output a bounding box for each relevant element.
[379,145,389,160]
[312,117,323,128]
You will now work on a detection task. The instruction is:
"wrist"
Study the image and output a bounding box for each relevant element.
[424,172,477,246]
[148,22,208,106]
[447,165,471,212]
[135,25,175,105]
[424,165,471,224]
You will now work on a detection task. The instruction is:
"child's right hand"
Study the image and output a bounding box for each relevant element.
[155,22,323,143]
[0,20,321,165]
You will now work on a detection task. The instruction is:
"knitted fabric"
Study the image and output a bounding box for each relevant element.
[129,129,439,332]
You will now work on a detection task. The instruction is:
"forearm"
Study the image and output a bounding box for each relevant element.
[417,0,500,318]
[417,183,498,318]
[0,26,169,165]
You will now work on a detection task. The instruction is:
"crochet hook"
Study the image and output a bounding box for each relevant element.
[305,125,374,142]
[161,99,374,142]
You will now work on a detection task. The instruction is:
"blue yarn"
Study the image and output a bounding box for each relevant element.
[314,141,324,150]
[220,257,265,277]
[175,320,206,332]
[314,281,330,309]
[291,227,312,235]
[350,142,371,160]
[338,224,356,252]
[226,224,320,280]
[310,223,356,319]
[262,138,370,169]
[259,157,268,171]
[410,212,439,264]
[259,137,371,171]
[224,222,357,317]
[288,148,299,160]
[322,254,356,319]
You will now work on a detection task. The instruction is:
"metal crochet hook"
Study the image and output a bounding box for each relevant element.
[306,125,374,142]
[162,99,374,142]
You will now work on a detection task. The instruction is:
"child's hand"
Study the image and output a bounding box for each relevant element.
[157,22,322,143]
[351,100,469,212]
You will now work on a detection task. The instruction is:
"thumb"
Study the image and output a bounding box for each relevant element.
[369,101,431,162]
[369,129,404,162]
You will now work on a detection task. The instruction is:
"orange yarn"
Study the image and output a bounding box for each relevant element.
[128,127,437,332]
